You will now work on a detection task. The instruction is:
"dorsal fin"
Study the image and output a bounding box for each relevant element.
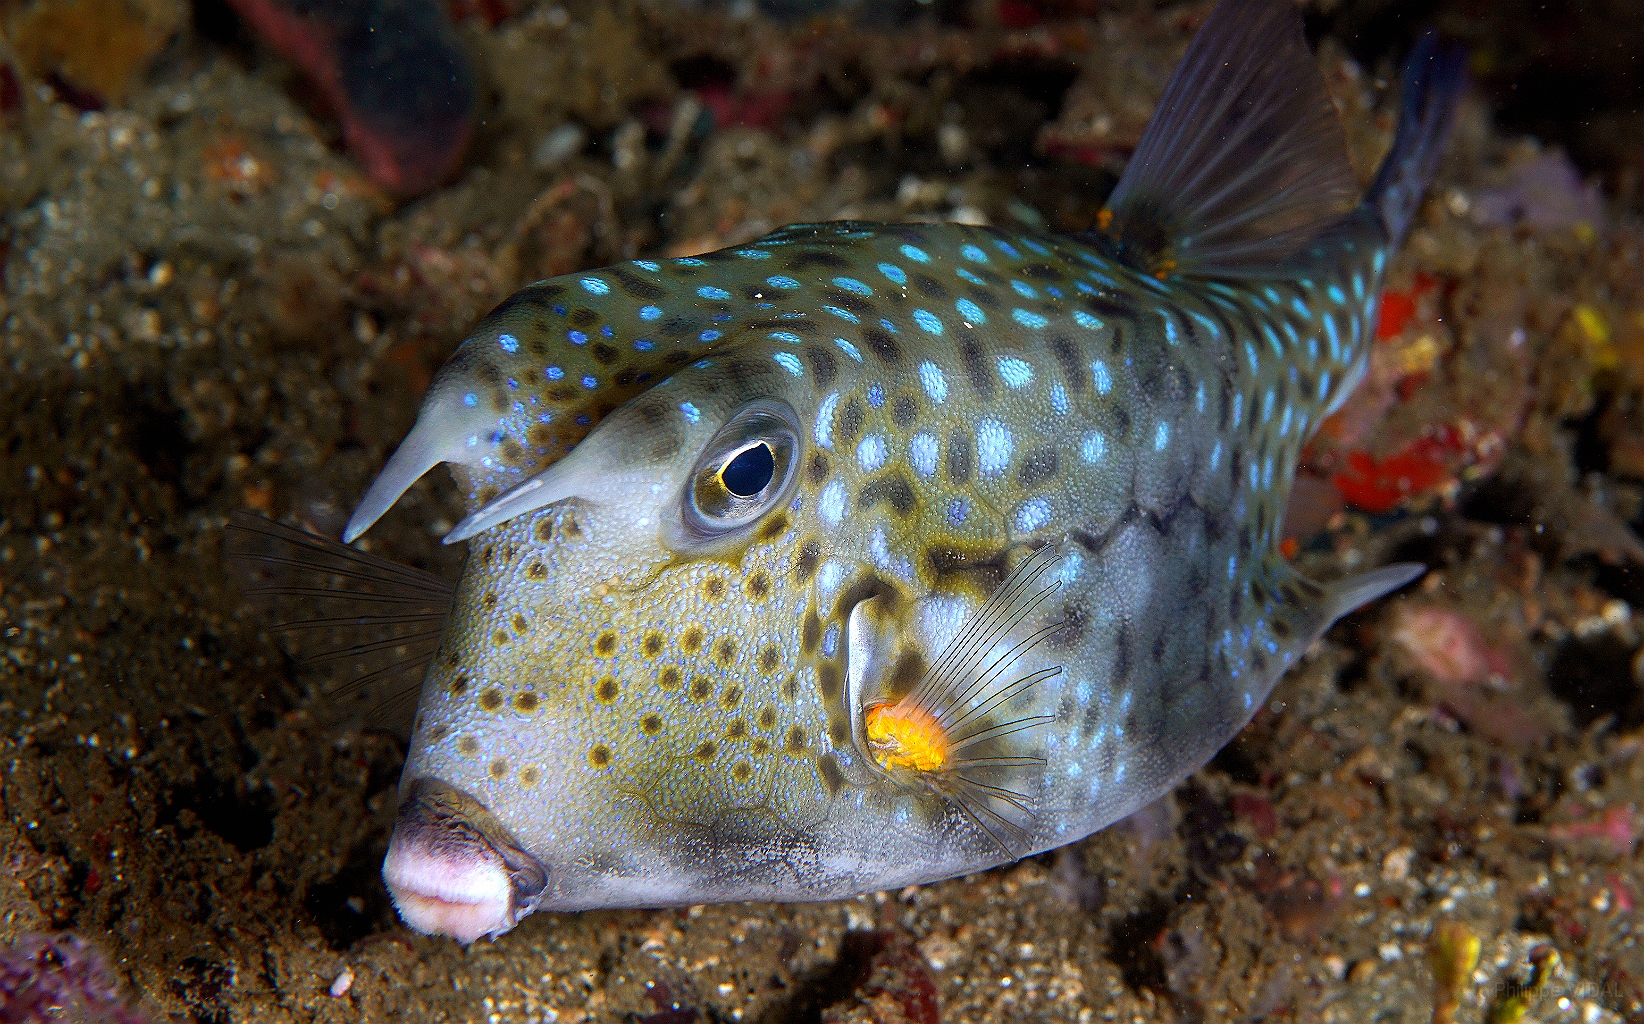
[1099,0,1357,277]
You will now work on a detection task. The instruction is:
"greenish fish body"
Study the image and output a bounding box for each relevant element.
[341,0,1463,942]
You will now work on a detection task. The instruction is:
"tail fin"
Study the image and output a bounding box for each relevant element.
[1369,32,1468,248]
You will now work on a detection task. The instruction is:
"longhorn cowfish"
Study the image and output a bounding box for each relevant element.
[314,0,1463,942]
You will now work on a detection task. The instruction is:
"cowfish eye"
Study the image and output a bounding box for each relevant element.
[719,442,775,497]
[684,400,800,540]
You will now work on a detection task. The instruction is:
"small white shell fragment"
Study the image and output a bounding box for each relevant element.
[329,967,354,998]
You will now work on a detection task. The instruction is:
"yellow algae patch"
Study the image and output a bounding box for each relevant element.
[864,703,950,774]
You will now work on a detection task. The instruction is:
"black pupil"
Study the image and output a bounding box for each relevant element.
[721,443,775,498]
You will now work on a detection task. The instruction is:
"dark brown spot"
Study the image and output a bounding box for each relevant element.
[946,431,973,482]
[758,644,782,674]
[714,638,737,666]
[525,560,547,581]
[1050,335,1085,393]
[640,712,664,735]
[692,740,718,762]
[519,765,541,786]
[758,705,778,730]
[641,631,665,658]
[756,512,790,542]
[730,760,753,782]
[817,753,845,795]
[513,690,540,714]
[659,666,682,690]
[492,628,511,647]
[725,718,748,740]
[681,626,704,653]
[593,630,618,657]
[690,676,714,701]
[512,613,530,635]
[750,738,771,755]
[479,688,504,713]
[829,719,850,745]
[704,576,726,599]
[837,398,864,445]
[499,439,525,465]
[807,452,831,485]
[864,328,901,364]
[889,650,925,694]
[801,611,821,654]
[448,674,469,697]
[594,676,619,704]
[589,744,612,768]
[911,274,948,299]
[570,307,599,327]
[961,340,994,399]
[785,725,807,753]
[891,394,918,425]
[1018,447,1060,487]
[817,662,842,700]
[489,758,509,781]
[457,735,481,756]
[807,345,838,386]
[857,476,917,517]
[793,538,821,581]
[745,571,771,600]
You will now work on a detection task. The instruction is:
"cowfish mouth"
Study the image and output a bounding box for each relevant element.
[381,776,548,943]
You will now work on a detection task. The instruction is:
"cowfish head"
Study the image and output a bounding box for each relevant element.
[371,325,949,940]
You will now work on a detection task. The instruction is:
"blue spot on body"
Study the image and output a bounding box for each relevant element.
[867,383,884,407]
[736,249,771,259]
[1290,297,1309,318]
[551,304,567,316]
[635,339,653,351]
[1074,310,1102,331]
[1051,382,1068,414]
[1327,284,1345,304]
[1011,280,1037,299]
[947,498,969,525]
[1022,239,1049,255]
[835,337,862,361]
[913,309,944,334]
[700,330,721,342]
[767,276,799,290]
[878,262,906,285]
[1092,360,1112,394]
[498,333,518,353]
[956,268,986,286]
[998,357,1033,388]
[581,375,597,389]
[463,393,477,407]
[879,318,898,334]
[900,244,930,263]
[680,402,701,422]
[961,244,989,263]
[546,366,563,380]
[569,330,588,345]
[698,285,731,301]
[769,331,803,344]
[773,352,804,376]
[677,257,706,267]
[956,298,986,323]
[580,277,610,295]
[639,305,662,320]
[994,240,1021,259]
[822,305,859,324]
[832,277,872,296]
[1013,309,1048,329]
[1154,422,1170,450]
[920,362,947,403]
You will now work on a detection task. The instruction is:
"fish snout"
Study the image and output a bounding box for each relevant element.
[382,777,547,943]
